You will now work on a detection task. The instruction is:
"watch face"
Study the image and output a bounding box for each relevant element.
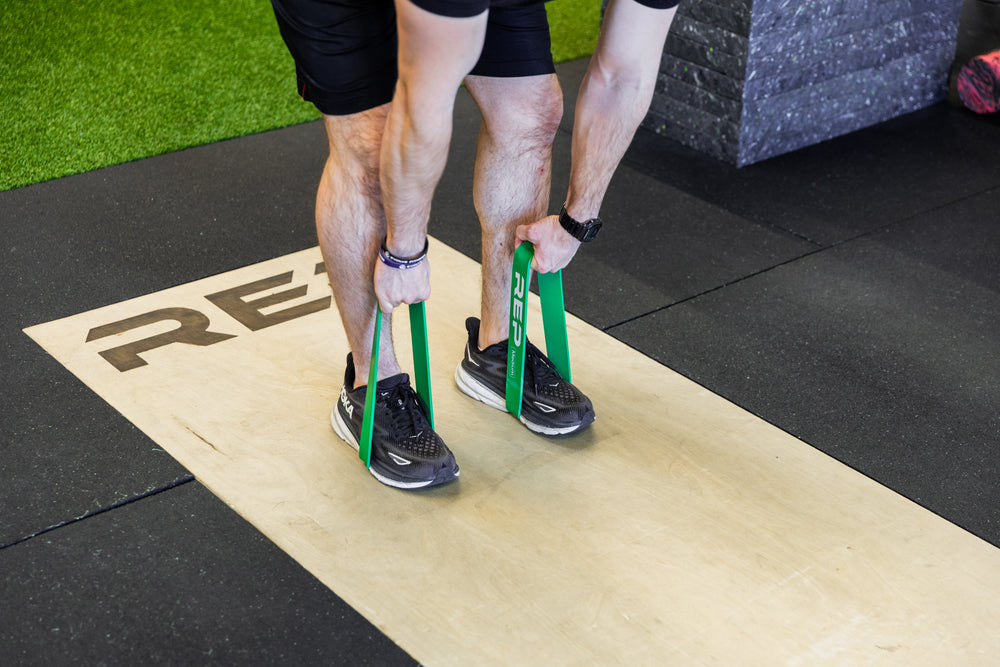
[581,220,602,242]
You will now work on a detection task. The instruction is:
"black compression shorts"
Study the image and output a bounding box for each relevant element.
[629,0,679,7]
[410,0,680,14]
[271,0,556,116]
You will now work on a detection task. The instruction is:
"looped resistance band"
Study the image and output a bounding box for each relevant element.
[505,242,571,419]
[359,302,433,468]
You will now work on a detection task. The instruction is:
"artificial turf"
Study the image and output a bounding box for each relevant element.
[1,0,599,192]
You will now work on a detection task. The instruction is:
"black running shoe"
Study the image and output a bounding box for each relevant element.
[454,317,595,436]
[332,353,459,489]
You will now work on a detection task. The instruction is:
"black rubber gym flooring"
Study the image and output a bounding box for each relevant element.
[3,57,998,662]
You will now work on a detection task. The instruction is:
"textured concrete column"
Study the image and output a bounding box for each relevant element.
[643,0,964,166]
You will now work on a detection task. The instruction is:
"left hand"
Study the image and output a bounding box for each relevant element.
[515,215,582,273]
[373,257,431,315]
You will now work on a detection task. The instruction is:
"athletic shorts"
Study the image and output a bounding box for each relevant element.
[409,0,680,16]
[632,0,679,7]
[271,0,555,116]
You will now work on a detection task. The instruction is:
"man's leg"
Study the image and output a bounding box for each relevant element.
[464,73,563,350]
[316,106,402,388]
[455,72,595,437]
[319,108,459,488]
[272,0,457,488]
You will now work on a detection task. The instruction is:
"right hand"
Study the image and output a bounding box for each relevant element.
[515,215,582,274]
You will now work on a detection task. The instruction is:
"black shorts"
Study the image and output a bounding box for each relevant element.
[271,0,555,116]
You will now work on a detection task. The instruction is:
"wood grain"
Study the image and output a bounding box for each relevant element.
[26,240,1000,665]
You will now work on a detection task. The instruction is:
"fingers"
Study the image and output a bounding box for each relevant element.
[517,215,581,274]
[376,283,431,314]
[377,293,395,316]
[515,221,537,243]
[373,260,431,314]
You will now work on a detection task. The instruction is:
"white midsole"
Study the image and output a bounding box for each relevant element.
[329,406,445,489]
[454,364,584,436]
[330,406,359,450]
[454,363,506,411]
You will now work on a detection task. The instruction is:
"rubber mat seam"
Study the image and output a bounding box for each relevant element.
[0,475,196,551]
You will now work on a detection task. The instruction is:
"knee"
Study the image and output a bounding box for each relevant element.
[323,109,387,201]
[532,79,564,143]
[481,77,563,153]
[339,125,383,181]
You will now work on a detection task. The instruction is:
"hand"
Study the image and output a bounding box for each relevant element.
[373,258,431,314]
[515,215,582,273]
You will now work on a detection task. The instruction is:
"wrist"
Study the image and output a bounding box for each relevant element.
[562,190,601,223]
[379,237,428,269]
[562,202,599,223]
[558,205,603,243]
[384,229,428,258]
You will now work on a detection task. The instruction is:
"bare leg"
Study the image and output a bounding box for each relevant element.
[317,107,401,388]
[464,73,564,350]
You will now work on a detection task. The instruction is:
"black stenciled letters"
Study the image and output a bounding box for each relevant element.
[205,271,331,331]
[88,264,332,371]
[86,308,237,372]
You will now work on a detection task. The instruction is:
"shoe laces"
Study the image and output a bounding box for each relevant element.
[524,341,562,389]
[377,381,430,439]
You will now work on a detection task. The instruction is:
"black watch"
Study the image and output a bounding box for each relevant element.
[558,206,603,243]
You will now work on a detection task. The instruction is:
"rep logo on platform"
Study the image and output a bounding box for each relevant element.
[86,262,331,372]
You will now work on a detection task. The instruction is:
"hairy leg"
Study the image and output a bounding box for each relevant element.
[464,73,563,350]
[317,107,401,388]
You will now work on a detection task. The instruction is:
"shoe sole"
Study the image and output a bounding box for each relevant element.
[454,363,592,437]
[330,406,457,490]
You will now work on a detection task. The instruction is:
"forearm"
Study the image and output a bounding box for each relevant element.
[562,0,675,222]
[379,0,487,258]
[373,0,486,312]
[379,81,454,258]
[374,97,445,314]
[564,62,654,221]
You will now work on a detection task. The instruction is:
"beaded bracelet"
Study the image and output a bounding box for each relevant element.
[378,238,428,269]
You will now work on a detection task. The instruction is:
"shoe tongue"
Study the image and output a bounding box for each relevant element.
[377,373,412,411]
[377,373,410,391]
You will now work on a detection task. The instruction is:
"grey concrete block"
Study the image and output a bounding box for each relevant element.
[646,0,963,165]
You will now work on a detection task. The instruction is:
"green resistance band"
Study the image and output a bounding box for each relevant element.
[359,302,433,468]
[505,242,571,419]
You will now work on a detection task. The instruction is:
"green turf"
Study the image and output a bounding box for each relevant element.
[1,0,598,192]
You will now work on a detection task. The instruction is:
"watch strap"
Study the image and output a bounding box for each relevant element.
[558,206,602,243]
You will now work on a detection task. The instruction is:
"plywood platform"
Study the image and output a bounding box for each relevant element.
[26,240,1000,665]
